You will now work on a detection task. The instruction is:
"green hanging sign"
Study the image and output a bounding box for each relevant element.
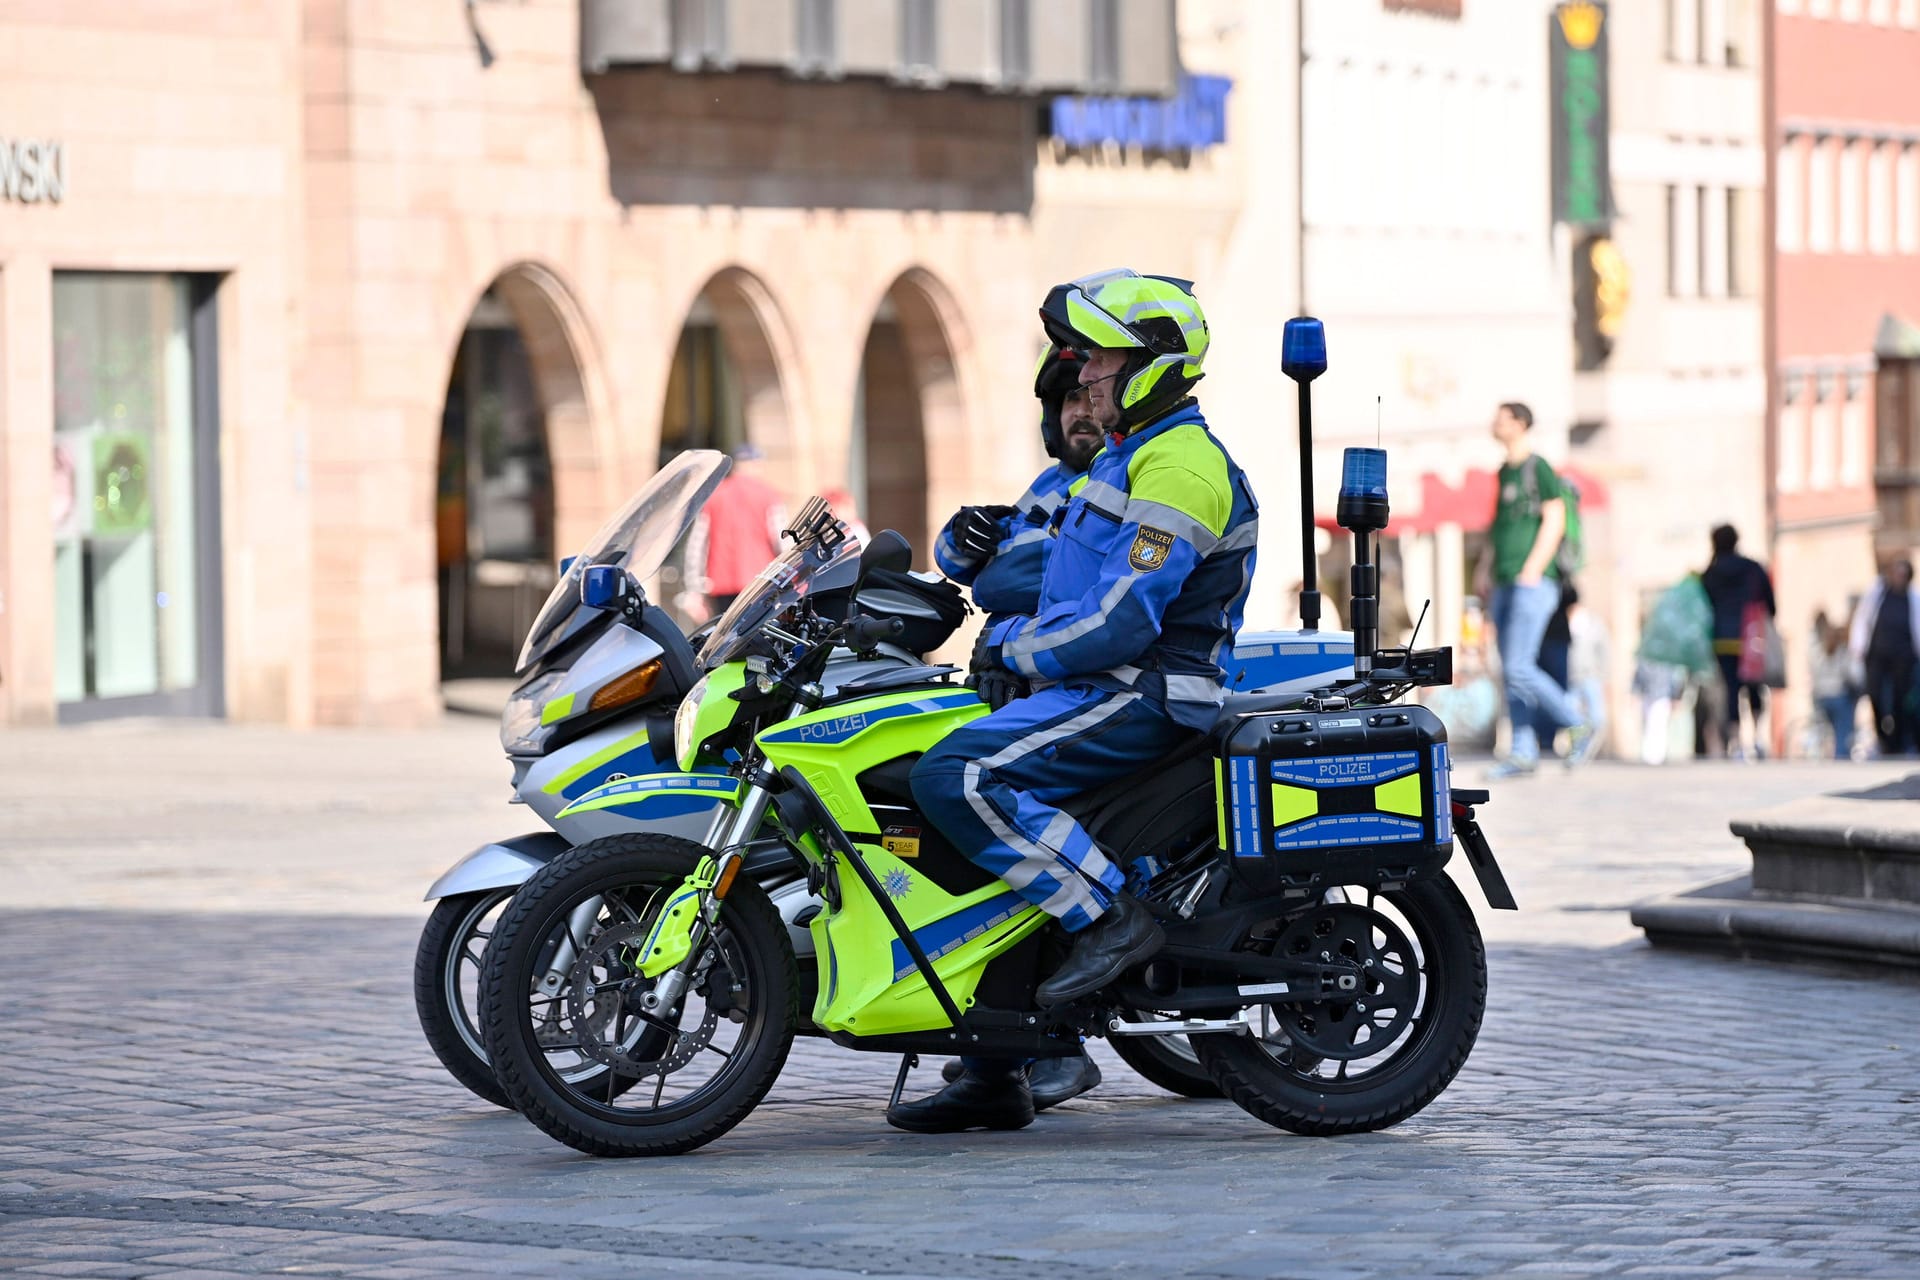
[1550,2,1613,231]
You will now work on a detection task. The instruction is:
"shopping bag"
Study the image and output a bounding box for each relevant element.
[1737,603,1768,684]
[1762,618,1787,689]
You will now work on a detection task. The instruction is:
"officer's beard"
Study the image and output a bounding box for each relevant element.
[1059,430,1103,474]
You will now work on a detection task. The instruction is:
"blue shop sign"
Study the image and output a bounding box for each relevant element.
[1049,74,1231,152]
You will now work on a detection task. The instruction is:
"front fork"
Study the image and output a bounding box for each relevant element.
[635,768,777,1016]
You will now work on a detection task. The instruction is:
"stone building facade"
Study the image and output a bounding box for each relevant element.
[0,0,1179,727]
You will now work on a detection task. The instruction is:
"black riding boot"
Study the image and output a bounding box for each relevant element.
[1035,896,1165,1007]
[937,1052,1104,1111]
[886,1060,1035,1133]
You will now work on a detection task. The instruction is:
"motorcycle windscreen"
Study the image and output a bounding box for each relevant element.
[516,450,732,674]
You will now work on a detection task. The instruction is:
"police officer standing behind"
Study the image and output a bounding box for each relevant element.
[891,269,1260,1133]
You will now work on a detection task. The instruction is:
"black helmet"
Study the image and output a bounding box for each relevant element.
[1033,343,1088,460]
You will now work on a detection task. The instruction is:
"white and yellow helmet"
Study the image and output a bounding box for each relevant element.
[1038,269,1209,430]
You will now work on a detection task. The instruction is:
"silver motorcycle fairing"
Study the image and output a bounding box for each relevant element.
[424,831,570,900]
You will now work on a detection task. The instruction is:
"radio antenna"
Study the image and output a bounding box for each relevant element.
[1376,395,1382,448]
[1407,597,1431,651]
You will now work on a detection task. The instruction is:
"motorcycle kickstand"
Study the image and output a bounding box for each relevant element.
[887,1052,920,1108]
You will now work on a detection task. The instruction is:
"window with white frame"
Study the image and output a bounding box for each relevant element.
[1870,142,1896,252]
[1668,0,1700,60]
[1841,372,1871,486]
[1778,139,1805,251]
[1731,187,1762,296]
[1840,139,1865,251]
[1809,137,1836,251]
[1701,184,1729,297]
[1869,0,1894,23]
[1810,371,1837,490]
[1840,0,1864,21]
[1779,375,1807,494]
[1902,0,1920,27]
[1668,185,1701,296]
[1901,145,1920,253]
[1809,0,1833,19]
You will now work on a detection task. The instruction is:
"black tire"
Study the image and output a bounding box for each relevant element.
[1108,1021,1223,1099]
[1194,877,1486,1135]
[414,890,517,1109]
[480,833,799,1157]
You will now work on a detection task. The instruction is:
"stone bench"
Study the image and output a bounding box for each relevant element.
[1631,774,1920,971]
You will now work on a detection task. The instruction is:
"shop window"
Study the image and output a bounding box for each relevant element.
[52,272,222,716]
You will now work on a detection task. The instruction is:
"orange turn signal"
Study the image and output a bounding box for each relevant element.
[588,659,664,713]
[713,857,742,900]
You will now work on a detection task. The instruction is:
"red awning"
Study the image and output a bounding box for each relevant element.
[1314,466,1609,536]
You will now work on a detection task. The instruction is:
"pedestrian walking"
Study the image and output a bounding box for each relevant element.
[683,443,787,619]
[1810,608,1860,761]
[1848,559,1920,756]
[1565,581,1610,756]
[1699,525,1776,760]
[1632,572,1715,765]
[1474,402,1598,778]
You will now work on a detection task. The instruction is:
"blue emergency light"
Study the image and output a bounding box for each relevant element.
[1337,446,1390,533]
[580,564,626,610]
[1281,317,1327,382]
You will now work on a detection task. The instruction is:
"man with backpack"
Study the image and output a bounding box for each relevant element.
[1474,401,1600,777]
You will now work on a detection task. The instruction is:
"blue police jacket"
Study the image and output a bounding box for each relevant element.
[984,402,1259,731]
[935,462,1079,621]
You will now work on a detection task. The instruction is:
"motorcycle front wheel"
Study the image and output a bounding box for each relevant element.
[479,833,799,1157]
[413,889,517,1109]
[1194,876,1487,1135]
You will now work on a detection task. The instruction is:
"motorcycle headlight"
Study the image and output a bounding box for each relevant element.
[501,670,567,755]
[674,673,711,770]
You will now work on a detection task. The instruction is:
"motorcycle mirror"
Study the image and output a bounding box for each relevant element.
[579,564,630,611]
[858,529,913,583]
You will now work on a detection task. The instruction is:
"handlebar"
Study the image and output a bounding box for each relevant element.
[844,614,906,653]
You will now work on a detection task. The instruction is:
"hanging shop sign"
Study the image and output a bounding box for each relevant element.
[1549,3,1612,230]
[1,137,65,204]
[1049,75,1232,154]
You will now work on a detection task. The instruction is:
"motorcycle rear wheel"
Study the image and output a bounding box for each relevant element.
[480,833,799,1157]
[1194,877,1486,1135]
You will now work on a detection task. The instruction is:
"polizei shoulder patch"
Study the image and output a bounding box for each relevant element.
[1129,526,1176,571]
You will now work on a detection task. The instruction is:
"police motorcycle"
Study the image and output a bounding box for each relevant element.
[476,319,1518,1157]
[414,447,1331,1108]
[414,449,954,1108]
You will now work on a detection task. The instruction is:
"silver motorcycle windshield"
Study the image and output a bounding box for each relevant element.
[515,450,732,674]
[697,522,863,669]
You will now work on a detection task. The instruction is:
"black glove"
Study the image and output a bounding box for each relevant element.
[950,505,1017,560]
[969,627,1001,677]
[974,668,1030,711]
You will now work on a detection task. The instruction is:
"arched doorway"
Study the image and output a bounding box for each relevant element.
[435,268,594,680]
[853,271,969,567]
[658,269,795,626]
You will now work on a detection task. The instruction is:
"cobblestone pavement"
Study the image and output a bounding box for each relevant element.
[3,719,1920,1278]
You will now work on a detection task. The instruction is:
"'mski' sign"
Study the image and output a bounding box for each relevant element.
[1,139,66,204]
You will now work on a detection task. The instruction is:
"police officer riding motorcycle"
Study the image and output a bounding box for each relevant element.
[891,269,1259,1133]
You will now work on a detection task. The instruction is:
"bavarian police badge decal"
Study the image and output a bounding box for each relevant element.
[1129,526,1176,571]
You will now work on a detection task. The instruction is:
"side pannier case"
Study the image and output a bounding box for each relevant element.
[1216,704,1454,895]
